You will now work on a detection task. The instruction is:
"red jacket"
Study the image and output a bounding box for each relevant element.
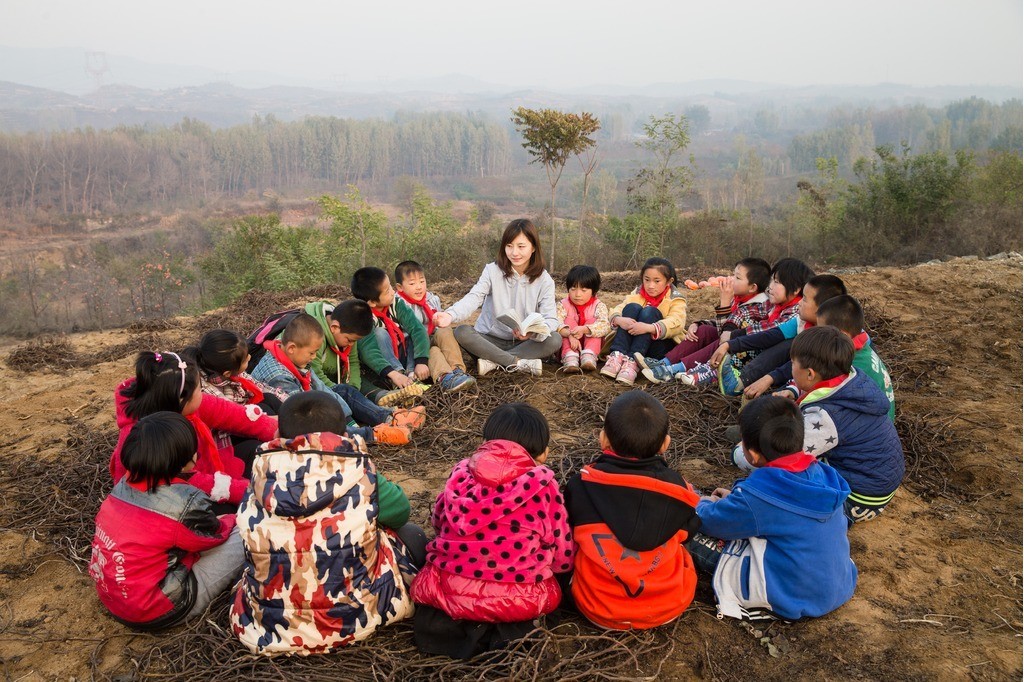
[90,478,235,628]
[109,378,277,504]
[411,440,574,623]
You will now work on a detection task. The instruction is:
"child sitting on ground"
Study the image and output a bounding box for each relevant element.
[111,351,277,507]
[250,312,420,446]
[557,264,611,373]
[638,257,770,383]
[394,260,476,391]
[411,403,574,659]
[91,412,243,629]
[711,273,847,398]
[779,326,904,524]
[352,266,433,405]
[600,257,687,386]
[564,391,702,630]
[231,391,424,655]
[690,395,857,621]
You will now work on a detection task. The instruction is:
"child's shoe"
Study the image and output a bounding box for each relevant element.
[732,442,755,471]
[679,362,717,387]
[438,369,476,392]
[718,354,744,397]
[561,354,582,374]
[372,423,411,446]
[580,351,598,372]
[600,351,626,379]
[615,359,639,386]
[635,353,681,384]
[378,382,429,407]
[515,358,543,376]
[388,405,427,430]
[477,358,501,377]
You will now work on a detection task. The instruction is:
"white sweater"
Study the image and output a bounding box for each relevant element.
[445,263,560,340]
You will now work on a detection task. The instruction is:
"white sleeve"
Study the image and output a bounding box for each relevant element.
[446,266,492,323]
[802,406,840,458]
[537,274,560,332]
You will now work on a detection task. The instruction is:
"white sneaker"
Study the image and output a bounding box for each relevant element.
[732,443,755,471]
[477,358,500,377]
[515,358,543,376]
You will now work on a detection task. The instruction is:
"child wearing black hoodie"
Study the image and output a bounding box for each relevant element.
[564,391,702,630]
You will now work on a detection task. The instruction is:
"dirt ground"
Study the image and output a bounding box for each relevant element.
[0,255,1020,681]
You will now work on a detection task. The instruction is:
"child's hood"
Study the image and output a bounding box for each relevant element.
[441,439,555,533]
[802,369,891,418]
[741,460,851,520]
[304,301,339,351]
[250,431,370,519]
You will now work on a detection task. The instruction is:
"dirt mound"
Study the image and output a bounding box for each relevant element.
[0,255,1020,680]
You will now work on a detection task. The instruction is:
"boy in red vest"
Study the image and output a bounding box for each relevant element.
[564,391,702,629]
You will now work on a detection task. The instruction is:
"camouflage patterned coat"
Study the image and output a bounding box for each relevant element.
[230,432,417,655]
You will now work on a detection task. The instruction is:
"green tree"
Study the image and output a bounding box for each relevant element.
[318,186,389,269]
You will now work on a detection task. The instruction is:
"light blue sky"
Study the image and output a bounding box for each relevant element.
[3,0,1021,89]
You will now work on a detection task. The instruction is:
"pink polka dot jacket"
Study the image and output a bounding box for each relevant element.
[411,439,575,623]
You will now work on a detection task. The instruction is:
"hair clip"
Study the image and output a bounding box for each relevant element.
[154,351,163,362]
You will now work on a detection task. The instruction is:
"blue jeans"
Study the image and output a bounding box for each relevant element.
[609,303,674,359]
[375,327,416,373]
[331,382,391,426]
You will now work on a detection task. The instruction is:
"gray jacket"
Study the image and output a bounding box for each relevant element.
[445,263,559,340]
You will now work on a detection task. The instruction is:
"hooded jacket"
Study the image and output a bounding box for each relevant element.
[230,432,416,655]
[697,455,857,621]
[564,452,701,630]
[410,439,574,623]
[799,369,905,496]
[304,301,364,390]
[109,379,277,505]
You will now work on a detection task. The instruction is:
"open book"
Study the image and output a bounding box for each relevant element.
[496,310,551,340]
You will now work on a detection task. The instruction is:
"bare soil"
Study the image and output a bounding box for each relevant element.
[0,255,1020,681]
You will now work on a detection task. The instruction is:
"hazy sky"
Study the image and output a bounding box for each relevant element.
[3,0,1021,89]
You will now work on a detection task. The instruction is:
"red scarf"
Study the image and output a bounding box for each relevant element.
[372,306,406,358]
[330,344,352,380]
[797,373,849,404]
[851,331,869,351]
[266,340,311,391]
[766,452,816,472]
[767,295,801,324]
[730,292,757,314]
[186,412,225,473]
[639,287,669,308]
[231,374,264,405]
[397,291,436,335]
[571,296,595,325]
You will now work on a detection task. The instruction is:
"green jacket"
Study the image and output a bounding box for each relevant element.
[377,473,411,528]
[853,337,896,421]
[357,298,431,384]
[301,301,362,391]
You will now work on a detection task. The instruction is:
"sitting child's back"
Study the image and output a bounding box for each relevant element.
[565,391,701,630]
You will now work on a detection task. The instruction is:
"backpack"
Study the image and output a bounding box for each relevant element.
[245,308,301,372]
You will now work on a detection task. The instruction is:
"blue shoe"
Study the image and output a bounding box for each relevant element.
[438,368,476,392]
[718,354,744,396]
[634,353,678,384]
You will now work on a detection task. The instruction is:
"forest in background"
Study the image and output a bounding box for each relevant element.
[0,96,1020,336]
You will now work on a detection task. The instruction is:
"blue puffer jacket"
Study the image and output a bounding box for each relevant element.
[799,369,905,496]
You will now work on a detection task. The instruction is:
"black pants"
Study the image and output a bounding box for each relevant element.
[413,605,537,660]
[739,339,793,387]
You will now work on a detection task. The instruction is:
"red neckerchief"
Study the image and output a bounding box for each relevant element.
[851,331,869,350]
[397,291,436,335]
[371,306,405,358]
[231,374,264,405]
[266,340,311,391]
[127,476,191,492]
[639,287,669,308]
[766,452,816,472]
[571,296,595,324]
[797,373,849,404]
[767,294,801,324]
[186,412,225,472]
[730,292,756,313]
[329,344,352,380]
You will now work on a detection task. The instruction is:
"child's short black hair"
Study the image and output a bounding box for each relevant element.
[806,274,847,306]
[817,295,866,337]
[640,257,677,286]
[771,258,815,299]
[565,264,601,294]
[121,411,198,490]
[281,312,324,347]
[394,260,424,286]
[603,390,670,459]
[791,326,854,380]
[351,267,388,303]
[278,391,347,438]
[739,396,804,461]
[736,257,771,293]
[482,403,550,458]
[187,329,247,376]
[330,300,374,336]
[121,351,201,420]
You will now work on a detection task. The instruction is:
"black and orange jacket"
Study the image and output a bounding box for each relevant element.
[564,451,701,630]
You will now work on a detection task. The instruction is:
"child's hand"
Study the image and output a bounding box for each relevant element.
[709,343,730,368]
[433,311,452,328]
[772,390,797,401]
[628,321,654,336]
[559,326,571,338]
[719,330,732,343]
[711,487,732,500]
[389,370,413,388]
[413,363,430,381]
[615,316,636,331]
[684,323,700,342]
[743,375,774,399]
[569,336,581,352]
[719,277,734,306]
